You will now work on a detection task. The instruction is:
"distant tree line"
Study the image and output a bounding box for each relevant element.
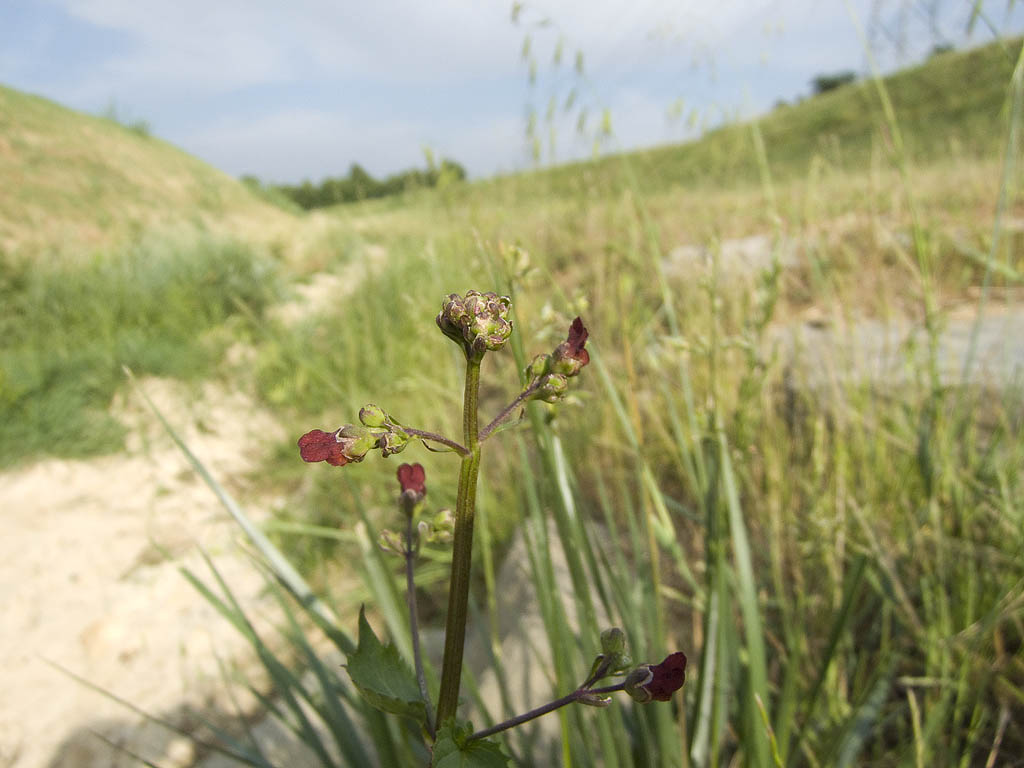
[243,158,467,210]
[810,70,859,95]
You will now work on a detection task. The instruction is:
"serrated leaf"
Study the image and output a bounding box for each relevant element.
[345,607,426,725]
[431,721,509,768]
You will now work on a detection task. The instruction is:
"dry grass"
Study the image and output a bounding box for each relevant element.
[0,84,298,258]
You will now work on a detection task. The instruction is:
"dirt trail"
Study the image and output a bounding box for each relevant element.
[0,378,283,768]
[0,237,387,768]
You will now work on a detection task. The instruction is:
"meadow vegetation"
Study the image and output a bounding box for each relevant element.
[0,236,281,465]
[0,83,296,257]
[3,34,1023,766]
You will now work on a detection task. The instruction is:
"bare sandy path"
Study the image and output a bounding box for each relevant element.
[0,378,283,768]
[0,238,385,768]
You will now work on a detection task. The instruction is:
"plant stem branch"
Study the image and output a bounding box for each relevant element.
[469,682,626,742]
[403,427,469,456]
[405,513,434,738]
[478,383,539,442]
[436,356,482,725]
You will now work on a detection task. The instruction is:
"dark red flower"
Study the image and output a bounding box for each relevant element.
[550,317,590,376]
[644,652,687,702]
[298,429,348,466]
[397,463,426,497]
[566,316,589,364]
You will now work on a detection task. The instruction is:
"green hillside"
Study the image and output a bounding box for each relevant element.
[479,36,1018,200]
[0,84,297,257]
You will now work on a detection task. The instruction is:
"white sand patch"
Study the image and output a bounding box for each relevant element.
[0,378,284,768]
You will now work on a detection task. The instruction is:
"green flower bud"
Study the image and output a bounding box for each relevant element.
[526,353,551,380]
[537,373,568,402]
[417,508,454,545]
[328,424,379,463]
[380,428,410,457]
[601,628,626,656]
[359,404,388,428]
[623,666,655,703]
[433,508,454,533]
[549,351,585,376]
[598,627,632,673]
[578,693,612,708]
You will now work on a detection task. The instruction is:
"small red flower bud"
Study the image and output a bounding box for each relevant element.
[397,463,427,497]
[551,317,590,375]
[298,429,349,466]
[567,316,589,360]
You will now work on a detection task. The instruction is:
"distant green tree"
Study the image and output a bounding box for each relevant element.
[265,157,468,211]
[348,163,376,200]
[811,70,858,95]
[439,158,467,182]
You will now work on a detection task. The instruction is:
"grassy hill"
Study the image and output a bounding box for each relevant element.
[0,84,297,257]
[0,85,307,466]
[475,36,1019,201]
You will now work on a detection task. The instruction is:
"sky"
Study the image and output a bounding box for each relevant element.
[2,0,1022,183]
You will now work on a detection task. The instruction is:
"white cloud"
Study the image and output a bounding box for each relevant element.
[15,0,1024,180]
[53,0,527,91]
[51,0,792,94]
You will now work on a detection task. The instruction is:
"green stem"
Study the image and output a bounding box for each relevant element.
[478,381,539,443]
[403,427,469,456]
[405,512,434,738]
[436,356,482,725]
[468,682,626,742]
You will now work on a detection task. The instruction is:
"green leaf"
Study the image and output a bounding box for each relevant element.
[431,721,509,768]
[345,607,426,725]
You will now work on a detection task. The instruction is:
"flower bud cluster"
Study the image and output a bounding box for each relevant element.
[525,316,590,402]
[378,468,452,558]
[436,290,513,359]
[297,405,410,467]
[417,508,455,545]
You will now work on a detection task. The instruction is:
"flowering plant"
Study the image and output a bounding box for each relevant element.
[299,291,686,765]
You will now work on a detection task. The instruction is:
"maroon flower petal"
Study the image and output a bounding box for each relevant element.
[397,463,426,496]
[298,429,348,466]
[644,652,687,701]
[567,317,589,356]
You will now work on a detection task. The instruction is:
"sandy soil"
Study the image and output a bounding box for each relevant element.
[0,242,386,768]
[0,377,284,768]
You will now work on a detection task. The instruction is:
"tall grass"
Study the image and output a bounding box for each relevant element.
[0,236,280,467]
[50,35,1024,768]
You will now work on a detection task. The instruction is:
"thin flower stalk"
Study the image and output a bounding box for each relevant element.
[478,380,540,442]
[405,508,435,737]
[436,356,482,724]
